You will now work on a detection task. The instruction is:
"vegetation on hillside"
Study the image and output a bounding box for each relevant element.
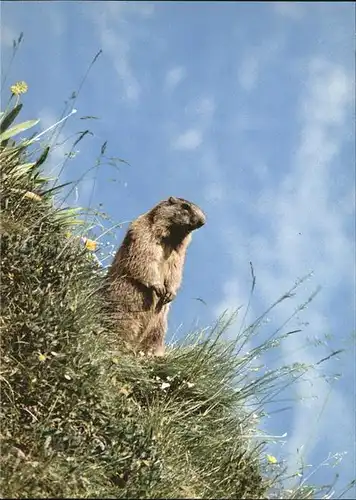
[0,81,354,499]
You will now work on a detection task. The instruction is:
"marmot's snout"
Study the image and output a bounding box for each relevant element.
[191,205,206,229]
[193,210,206,229]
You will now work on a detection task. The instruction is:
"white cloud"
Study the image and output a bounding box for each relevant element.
[272,58,354,284]
[221,56,354,315]
[300,58,353,126]
[78,177,96,208]
[165,66,186,92]
[233,113,276,133]
[251,161,269,182]
[179,97,215,133]
[172,128,203,151]
[0,24,17,48]
[213,278,251,322]
[170,97,214,155]
[193,97,216,121]
[199,147,227,207]
[203,181,225,204]
[237,35,285,92]
[37,108,86,209]
[101,29,140,103]
[47,6,66,37]
[237,55,259,92]
[86,3,148,105]
[38,108,71,177]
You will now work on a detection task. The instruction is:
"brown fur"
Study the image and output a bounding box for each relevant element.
[106,196,206,356]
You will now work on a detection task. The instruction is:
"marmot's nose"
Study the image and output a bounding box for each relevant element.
[195,212,206,228]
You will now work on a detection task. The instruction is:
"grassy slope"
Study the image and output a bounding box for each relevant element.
[0,102,351,499]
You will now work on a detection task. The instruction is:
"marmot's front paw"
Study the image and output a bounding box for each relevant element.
[151,283,166,299]
[151,283,176,304]
[162,289,176,304]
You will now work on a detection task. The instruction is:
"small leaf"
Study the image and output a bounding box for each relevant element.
[72,129,92,148]
[193,297,208,306]
[100,141,107,156]
[34,146,50,168]
[80,115,99,120]
[53,207,84,224]
[41,181,73,197]
[0,119,39,142]
[0,104,23,134]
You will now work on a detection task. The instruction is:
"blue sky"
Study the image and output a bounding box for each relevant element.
[2,1,355,496]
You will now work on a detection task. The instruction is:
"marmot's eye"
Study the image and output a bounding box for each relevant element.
[181,203,190,211]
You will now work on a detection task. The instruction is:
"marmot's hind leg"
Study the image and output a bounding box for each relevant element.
[140,311,168,357]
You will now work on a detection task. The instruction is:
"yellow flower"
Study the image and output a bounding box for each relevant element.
[85,238,97,252]
[267,454,278,464]
[10,81,28,95]
[38,353,47,362]
[65,231,72,239]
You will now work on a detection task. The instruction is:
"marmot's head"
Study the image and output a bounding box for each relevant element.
[151,196,206,233]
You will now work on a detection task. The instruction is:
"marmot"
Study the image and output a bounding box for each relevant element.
[106,196,206,356]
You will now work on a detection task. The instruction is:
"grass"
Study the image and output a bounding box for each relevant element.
[0,85,354,499]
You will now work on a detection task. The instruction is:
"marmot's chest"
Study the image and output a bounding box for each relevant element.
[162,243,175,261]
[160,247,180,277]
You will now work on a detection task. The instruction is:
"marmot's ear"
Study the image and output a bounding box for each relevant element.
[168,196,178,204]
